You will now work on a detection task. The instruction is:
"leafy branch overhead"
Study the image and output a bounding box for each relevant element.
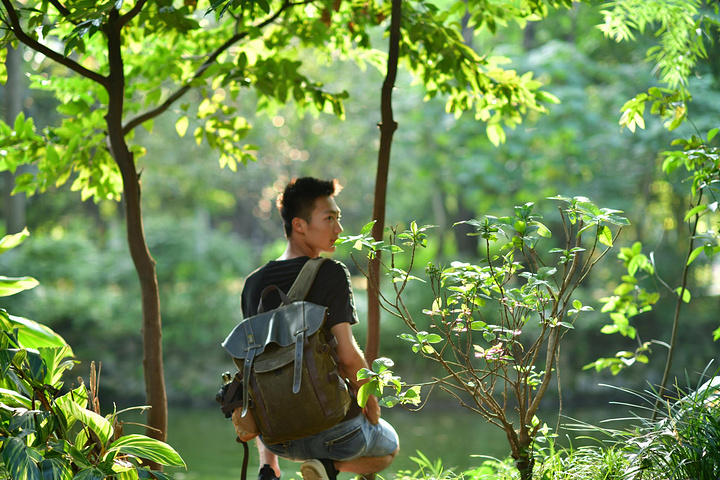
[0,0,567,202]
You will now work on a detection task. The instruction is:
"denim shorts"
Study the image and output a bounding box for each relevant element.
[262,414,399,462]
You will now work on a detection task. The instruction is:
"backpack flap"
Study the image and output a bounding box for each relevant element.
[222,302,327,358]
[221,301,328,413]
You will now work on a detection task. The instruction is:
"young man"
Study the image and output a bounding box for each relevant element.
[240,177,399,480]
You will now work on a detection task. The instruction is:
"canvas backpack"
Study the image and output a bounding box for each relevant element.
[221,257,352,445]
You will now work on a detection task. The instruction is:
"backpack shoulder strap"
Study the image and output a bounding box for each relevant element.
[287,257,327,302]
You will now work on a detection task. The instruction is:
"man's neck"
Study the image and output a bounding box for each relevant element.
[277,241,318,261]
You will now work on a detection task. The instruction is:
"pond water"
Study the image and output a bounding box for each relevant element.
[140,404,624,480]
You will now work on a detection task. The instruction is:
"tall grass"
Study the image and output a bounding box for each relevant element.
[555,364,720,480]
[395,364,720,480]
[613,365,720,479]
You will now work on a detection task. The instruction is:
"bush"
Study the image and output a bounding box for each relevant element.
[0,230,185,479]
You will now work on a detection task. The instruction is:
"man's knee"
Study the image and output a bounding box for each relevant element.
[374,450,399,471]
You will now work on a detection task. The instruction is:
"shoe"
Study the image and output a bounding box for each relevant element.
[300,459,338,480]
[258,464,280,480]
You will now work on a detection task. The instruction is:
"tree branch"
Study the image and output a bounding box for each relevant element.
[0,0,108,86]
[48,0,71,17]
[118,0,148,29]
[122,0,295,135]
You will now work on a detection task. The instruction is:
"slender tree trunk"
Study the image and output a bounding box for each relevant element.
[2,0,168,450]
[3,45,27,234]
[366,0,401,364]
[104,11,167,448]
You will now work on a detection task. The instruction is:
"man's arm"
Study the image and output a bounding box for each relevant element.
[330,322,381,424]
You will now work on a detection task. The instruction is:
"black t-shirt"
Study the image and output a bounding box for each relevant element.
[241,256,359,329]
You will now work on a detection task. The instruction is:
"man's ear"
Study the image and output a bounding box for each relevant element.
[291,216,305,234]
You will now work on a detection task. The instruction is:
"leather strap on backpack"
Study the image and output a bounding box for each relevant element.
[288,257,326,394]
[287,257,327,301]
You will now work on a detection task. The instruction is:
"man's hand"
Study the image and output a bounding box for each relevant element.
[330,322,383,425]
[363,394,381,425]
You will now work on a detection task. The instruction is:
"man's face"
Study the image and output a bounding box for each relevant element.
[302,196,343,255]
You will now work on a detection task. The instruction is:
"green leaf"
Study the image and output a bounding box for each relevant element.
[675,287,691,303]
[13,111,27,136]
[39,345,76,385]
[398,333,417,343]
[708,127,718,142]
[4,314,70,352]
[175,116,189,137]
[370,357,394,373]
[40,458,73,480]
[108,435,186,468]
[356,382,372,408]
[46,144,60,166]
[400,386,422,406]
[687,246,704,266]
[600,324,619,334]
[684,204,707,222]
[73,467,107,480]
[0,387,33,408]
[360,221,375,235]
[61,400,113,446]
[420,333,442,344]
[0,276,39,296]
[1,437,42,480]
[536,267,556,280]
[597,225,613,247]
[531,221,551,238]
[486,123,506,146]
[0,228,30,255]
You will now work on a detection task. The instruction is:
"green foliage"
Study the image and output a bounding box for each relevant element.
[599,0,717,92]
[0,231,185,479]
[588,124,720,376]
[1,220,254,401]
[531,423,631,480]
[631,371,720,479]
[345,196,628,479]
[477,367,720,479]
[585,242,658,374]
[591,0,720,388]
[357,357,421,409]
[399,2,560,146]
[0,0,573,203]
[0,230,39,297]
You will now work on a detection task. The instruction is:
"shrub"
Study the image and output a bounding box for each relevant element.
[0,230,186,479]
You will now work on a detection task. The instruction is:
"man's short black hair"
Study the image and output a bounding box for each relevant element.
[277,177,342,237]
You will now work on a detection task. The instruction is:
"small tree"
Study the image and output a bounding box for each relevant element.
[349,196,629,480]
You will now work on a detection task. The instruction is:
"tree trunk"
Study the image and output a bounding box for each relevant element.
[2,45,27,234]
[507,428,535,480]
[366,0,401,364]
[104,11,167,448]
